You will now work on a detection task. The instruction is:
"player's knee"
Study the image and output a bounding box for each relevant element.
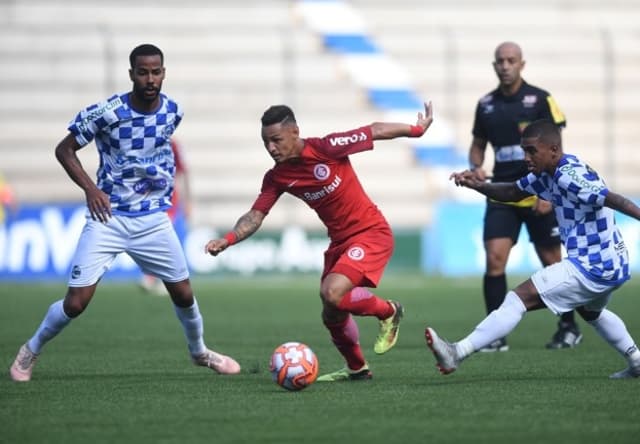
[165,280,194,306]
[63,292,89,318]
[576,306,600,322]
[319,286,343,308]
[485,252,508,271]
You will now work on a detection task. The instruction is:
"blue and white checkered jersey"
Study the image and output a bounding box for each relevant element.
[68,92,183,216]
[517,154,629,286]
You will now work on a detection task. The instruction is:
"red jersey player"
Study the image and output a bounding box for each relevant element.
[205,102,433,381]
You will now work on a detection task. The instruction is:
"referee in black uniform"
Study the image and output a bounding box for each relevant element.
[468,41,582,351]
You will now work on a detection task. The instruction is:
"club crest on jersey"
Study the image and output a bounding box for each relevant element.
[479,94,494,114]
[347,247,365,261]
[162,124,176,140]
[522,95,538,107]
[313,164,330,180]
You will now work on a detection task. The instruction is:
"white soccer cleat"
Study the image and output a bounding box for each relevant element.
[192,349,241,375]
[425,327,460,375]
[9,343,38,382]
[609,363,640,379]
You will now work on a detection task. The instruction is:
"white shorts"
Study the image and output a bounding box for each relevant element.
[68,211,189,286]
[531,259,620,315]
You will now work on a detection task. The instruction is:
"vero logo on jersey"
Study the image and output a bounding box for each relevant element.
[328,132,367,147]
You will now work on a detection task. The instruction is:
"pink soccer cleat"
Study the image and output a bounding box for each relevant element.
[192,349,241,375]
[10,343,38,382]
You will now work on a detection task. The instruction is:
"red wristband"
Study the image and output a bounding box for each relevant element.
[409,125,425,137]
[223,231,238,246]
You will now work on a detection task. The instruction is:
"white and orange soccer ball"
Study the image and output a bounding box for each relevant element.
[270,342,319,391]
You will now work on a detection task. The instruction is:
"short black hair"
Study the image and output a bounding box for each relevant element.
[129,44,164,68]
[522,119,561,146]
[261,105,296,126]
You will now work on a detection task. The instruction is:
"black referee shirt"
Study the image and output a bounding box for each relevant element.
[472,81,566,182]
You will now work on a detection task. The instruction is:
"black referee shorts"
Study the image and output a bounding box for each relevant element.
[483,200,561,246]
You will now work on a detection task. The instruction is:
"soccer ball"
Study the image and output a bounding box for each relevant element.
[270,342,319,391]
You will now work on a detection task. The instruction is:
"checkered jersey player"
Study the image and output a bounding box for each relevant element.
[205,102,434,381]
[9,44,240,382]
[469,41,581,351]
[426,119,640,379]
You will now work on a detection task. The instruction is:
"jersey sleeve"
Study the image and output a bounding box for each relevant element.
[251,170,283,216]
[166,97,184,131]
[67,94,125,147]
[557,161,608,206]
[517,173,550,200]
[541,93,567,128]
[308,125,374,159]
[471,99,487,139]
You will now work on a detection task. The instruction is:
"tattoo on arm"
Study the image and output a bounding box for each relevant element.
[233,210,264,241]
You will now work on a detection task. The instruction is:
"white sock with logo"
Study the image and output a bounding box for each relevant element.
[457,291,526,358]
[589,309,640,364]
[28,300,72,354]
[174,298,206,356]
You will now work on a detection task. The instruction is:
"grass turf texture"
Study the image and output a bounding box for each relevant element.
[1,274,639,444]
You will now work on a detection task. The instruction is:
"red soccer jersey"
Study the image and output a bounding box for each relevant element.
[251,126,390,243]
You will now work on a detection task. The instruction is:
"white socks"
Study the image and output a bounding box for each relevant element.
[456,291,526,359]
[174,298,206,356]
[27,300,72,354]
[589,309,640,364]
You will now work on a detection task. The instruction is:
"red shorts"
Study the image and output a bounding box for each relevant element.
[322,225,394,288]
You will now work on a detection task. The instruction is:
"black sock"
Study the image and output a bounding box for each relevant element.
[560,311,577,326]
[483,274,506,314]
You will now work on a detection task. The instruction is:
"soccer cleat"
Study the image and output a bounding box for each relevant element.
[316,364,372,382]
[478,338,509,353]
[546,322,583,349]
[609,363,640,379]
[9,343,38,382]
[373,301,404,354]
[424,327,459,375]
[192,349,241,375]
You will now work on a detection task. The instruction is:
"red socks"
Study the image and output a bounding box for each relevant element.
[324,315,366,370]
[337,287,394,319]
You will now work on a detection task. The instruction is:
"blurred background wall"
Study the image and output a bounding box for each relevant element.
[1,0,639,279]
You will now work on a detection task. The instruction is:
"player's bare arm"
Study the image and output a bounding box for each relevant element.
[205,209,266,256]
[468,137,488,180]
[450,170,530,202]
[605,191,640,220]
[55,133,111,223]
[370,101,433,140]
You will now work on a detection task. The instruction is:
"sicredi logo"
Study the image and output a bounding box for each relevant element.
[313,164,330,180]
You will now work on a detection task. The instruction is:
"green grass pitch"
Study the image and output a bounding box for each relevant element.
[1,274,639,444]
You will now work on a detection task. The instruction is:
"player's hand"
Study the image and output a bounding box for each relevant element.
[533,198,553,215]
[469,166,487,181]
[415,101,434,133]
[85,187,112,223]
[204,238,229,256]
[449,170,485,189]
